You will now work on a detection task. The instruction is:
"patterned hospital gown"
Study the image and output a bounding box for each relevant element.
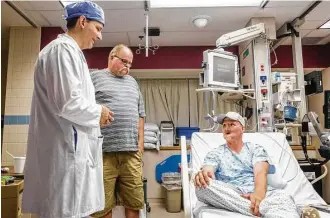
[195,142,300,218]
[203,141,274,194]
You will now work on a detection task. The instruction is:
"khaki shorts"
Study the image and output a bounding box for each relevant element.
[92,151,144,217]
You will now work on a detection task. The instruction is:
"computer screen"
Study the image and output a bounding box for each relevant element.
[304,71,323,96]
[201,49,239,89]
[212,56,236,84]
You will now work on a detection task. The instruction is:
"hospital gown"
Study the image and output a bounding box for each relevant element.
[194,142,300,218]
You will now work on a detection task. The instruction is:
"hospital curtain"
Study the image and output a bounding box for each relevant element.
[188,79,239,130]
[137,79,189,127]
[137,78,239,129]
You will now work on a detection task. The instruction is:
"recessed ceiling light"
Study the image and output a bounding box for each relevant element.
[319,19,330,29]
[191,15,212,28]
[150,0,263,8]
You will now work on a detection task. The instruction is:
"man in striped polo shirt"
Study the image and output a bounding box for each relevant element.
[91,44,145,218]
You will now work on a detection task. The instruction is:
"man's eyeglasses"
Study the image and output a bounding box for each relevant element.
[113,55,132,68]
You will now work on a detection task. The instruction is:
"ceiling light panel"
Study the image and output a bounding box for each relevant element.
[150,0,262,8]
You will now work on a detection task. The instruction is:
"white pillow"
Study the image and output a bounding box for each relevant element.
[144,131,157,138]
[144,136,159,144]
[144,123,159,132]
[267,164,287,189]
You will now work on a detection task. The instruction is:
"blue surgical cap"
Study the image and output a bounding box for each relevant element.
[64,1,105,26]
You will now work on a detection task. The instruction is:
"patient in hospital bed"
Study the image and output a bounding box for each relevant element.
[193,112,319,218]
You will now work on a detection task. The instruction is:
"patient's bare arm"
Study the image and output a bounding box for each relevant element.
[194,165,215,189]
[241,161,269,217]
[254,162,268,198]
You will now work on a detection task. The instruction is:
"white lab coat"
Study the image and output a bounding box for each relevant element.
[22,34,105,218]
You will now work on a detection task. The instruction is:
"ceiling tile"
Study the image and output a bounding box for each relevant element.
[266,1,312,8]
[300,20,326,30]
[25,1,63,10]
[149,7,258,32]
[305,1,330,21]
[14,1,35,11]
[300,29,313,37]
[1,2,31,27]
[26,11,52,26]
[252,6,307,29]
[94,32,129,47]
[306,29,330,37]
[39,11,66,26]
[93,1,144,10]
[9,0,330,47]
[102,9,145,32]
[151,31,224,46]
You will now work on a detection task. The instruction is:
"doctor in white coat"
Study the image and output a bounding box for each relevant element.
[22,2,113,218]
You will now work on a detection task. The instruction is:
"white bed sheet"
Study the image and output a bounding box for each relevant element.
[199,210,330,218]
[185,132,328,218]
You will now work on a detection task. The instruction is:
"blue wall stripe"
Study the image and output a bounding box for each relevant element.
[4,115,30,125]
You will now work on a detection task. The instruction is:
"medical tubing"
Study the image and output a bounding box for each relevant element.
[260,133,299,182]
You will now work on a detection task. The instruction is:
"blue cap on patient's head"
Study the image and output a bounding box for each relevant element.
[64,1,105,26]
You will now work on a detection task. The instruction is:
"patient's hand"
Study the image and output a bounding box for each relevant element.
[241,192,265,217]
[194,166,215,189]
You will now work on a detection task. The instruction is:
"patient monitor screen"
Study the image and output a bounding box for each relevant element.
[212,56,236,84]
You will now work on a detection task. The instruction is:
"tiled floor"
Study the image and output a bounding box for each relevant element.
[148,204,184,218]
[20,203,185,218]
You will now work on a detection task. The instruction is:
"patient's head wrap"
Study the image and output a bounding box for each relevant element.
[64,1,105,26]
[218,112,245,127]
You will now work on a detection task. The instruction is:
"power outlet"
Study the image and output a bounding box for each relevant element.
[261,88,268,100]
[259,115,271,127]
[261,102,270,113]
[260,76,267,86]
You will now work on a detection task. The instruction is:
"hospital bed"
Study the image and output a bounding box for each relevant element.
[181,132,330,218]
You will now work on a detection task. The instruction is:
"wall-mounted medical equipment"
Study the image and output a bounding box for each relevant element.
[272,72,301,111]
[216,23,266,48]
[298,112,330,196]
[324,90,330,129]
[303,112,330,150]
[234,22,273,132]
[198,22,275,132]
[304,71,323,96]
[199,49,239,89]
[301,112,330,167]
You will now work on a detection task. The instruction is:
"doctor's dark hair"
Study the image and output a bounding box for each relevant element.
[66,17,92,30]
[109,44,133,59]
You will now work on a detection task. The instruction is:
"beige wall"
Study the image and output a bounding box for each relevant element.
[1,27,41,166]
[307,67,330,203]
[1,27,10,115]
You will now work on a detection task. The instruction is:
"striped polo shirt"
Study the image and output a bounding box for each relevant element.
[91,69,146,152]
